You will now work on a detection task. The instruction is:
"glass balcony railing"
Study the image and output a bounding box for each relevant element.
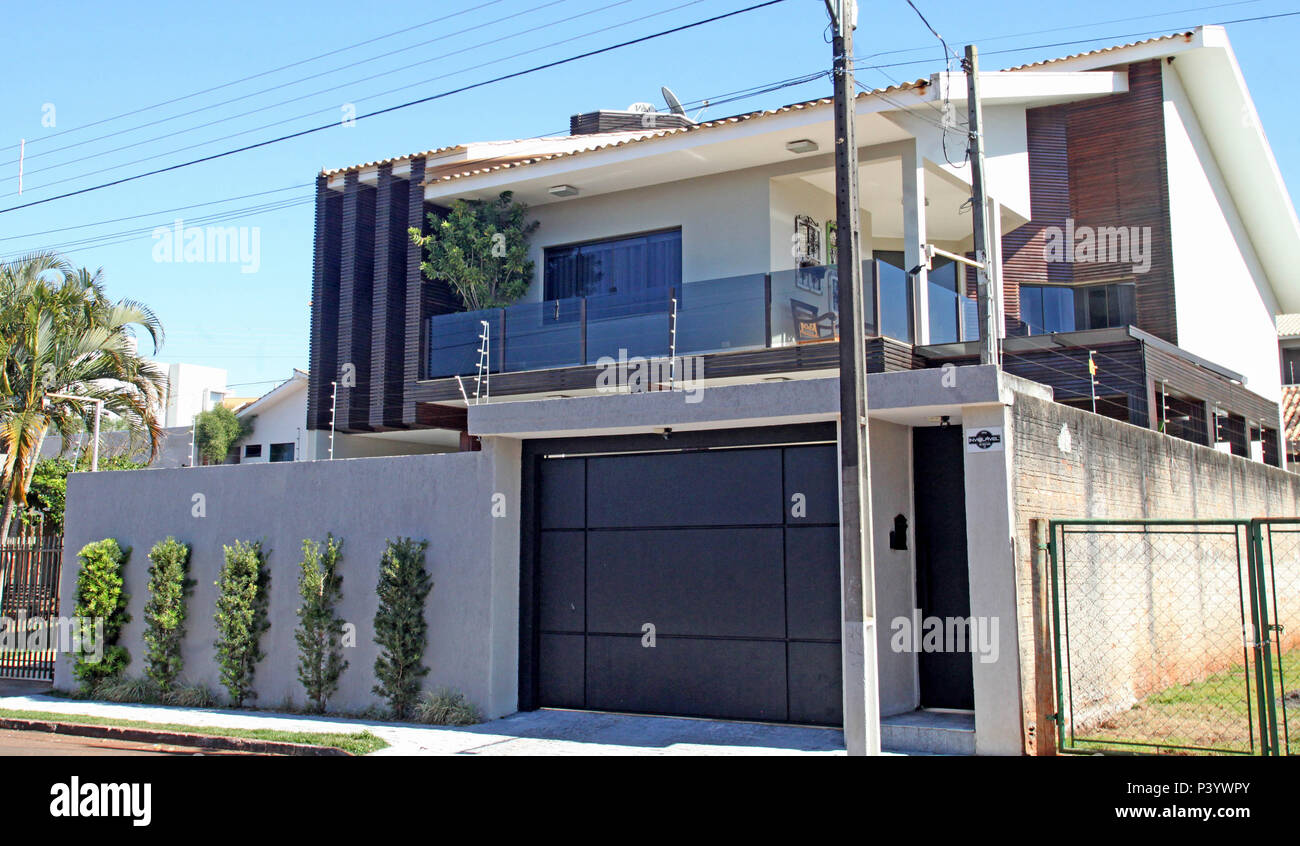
[425,260,936,379]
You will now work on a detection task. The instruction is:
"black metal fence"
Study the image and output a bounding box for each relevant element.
[0,534,63,681]
[1049,519,1297,755]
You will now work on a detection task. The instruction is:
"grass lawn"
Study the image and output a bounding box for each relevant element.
[0,707,388,756]
[1070,648,1298,755]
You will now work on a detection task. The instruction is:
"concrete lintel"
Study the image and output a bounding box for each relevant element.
[467,365,1026,438]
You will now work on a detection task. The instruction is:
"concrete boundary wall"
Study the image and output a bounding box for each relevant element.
[1010,393,1300,744]
[55,441,522,718]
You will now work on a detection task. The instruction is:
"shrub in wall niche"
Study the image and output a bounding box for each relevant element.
[372,537,432,720]
[213,540,270,707]
[143,537,193,691]
[71,538,131,693]
[295,534,348,712]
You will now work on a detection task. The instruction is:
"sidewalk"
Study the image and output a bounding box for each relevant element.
[0,689,845,756]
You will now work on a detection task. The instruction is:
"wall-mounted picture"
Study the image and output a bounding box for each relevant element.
[794,214,821,269]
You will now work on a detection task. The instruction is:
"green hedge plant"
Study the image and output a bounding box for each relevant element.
[213,540,270,707]
[143,537,193,691]
[295,534,348,712]
[372,537,432,720]
[71,538,131,693]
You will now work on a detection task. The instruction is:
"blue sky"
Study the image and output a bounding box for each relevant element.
[2,0,1296,393]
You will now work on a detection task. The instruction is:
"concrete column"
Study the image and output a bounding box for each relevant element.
[902,140,929,345]
[481,436,522,717]
[961,397,1025,755]
[987,195,1006,339]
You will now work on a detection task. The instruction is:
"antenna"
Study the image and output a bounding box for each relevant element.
[661,86,687,116]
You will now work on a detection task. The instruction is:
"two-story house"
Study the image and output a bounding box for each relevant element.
[300,26,1300,753]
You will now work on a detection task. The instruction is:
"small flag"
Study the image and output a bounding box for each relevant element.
[1087,352,1097,376]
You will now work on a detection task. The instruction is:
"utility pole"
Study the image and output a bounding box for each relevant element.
[964,45,1001,366]
[826,0,880,758]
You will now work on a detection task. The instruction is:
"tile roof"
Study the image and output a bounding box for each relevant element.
[1277,314,1300,338]
[319,30,1198,183]
[1283,385,1300,448]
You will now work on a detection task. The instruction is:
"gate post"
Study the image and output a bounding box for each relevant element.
[1248,520,1281,755]
[1029,519,1057,755]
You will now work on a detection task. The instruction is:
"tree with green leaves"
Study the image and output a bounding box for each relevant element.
[193,405,252,465]
[0,251,167,537]
[71,538,131,693]
[372,537,432,719]
[409,190,538,310]
[143,537,193,691]
[213,540,270,707]
[295,534,348,712]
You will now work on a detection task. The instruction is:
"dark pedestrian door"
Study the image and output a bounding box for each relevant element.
[912,426,975,710]
[530,439,842,725]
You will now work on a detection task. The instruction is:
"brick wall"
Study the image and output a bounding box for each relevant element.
[1010,393,1300,744]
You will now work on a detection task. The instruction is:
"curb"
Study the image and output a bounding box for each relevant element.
[0,717,352,756]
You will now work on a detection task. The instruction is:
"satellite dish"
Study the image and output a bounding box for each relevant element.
[661,86,687,116]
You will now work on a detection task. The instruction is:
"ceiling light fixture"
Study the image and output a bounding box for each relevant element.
[785,139,819,154]
[548,184,579,197]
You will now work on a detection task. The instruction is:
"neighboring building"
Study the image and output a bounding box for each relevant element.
[145,25,1293,752]
[229,370,308,464]
[156,362,229,428]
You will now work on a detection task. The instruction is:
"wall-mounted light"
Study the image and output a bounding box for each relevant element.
[548,184,579,197]
[785,139,819,154]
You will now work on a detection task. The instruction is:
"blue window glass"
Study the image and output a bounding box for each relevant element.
[544,229,682,300]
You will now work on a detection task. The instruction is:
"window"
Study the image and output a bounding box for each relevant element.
[543,229,682,300]
[1020,282,1135,335]
[269,443,295,463]
[243,444,262,459]
[1281,347,1300,385]
[1020,286,1076,335]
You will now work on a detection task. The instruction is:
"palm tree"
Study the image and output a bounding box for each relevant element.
[0,252,168,537]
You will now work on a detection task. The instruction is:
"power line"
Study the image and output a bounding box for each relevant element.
[3,0,583,173]
[11,0,513,152]
[3,0,709,196]
[0,0,793,217]
[0,183,312,242]
[3,70,827,258]
[857,0,1264,64]
[858,9,1300,74]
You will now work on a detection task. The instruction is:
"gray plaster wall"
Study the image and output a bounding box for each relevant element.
[55,440,521,718]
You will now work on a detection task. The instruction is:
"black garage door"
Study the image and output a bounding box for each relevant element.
[527,437,842,725]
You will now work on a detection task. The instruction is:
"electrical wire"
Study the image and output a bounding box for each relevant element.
[0,0,793,217]
[3,0,632,179]
[7,1,514,154]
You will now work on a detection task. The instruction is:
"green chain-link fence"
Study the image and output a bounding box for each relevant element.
[1049,519,1296,756]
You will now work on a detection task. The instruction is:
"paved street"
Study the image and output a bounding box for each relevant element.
[0,728,252,756]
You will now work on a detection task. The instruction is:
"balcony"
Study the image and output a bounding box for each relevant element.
[424,261,981,379]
